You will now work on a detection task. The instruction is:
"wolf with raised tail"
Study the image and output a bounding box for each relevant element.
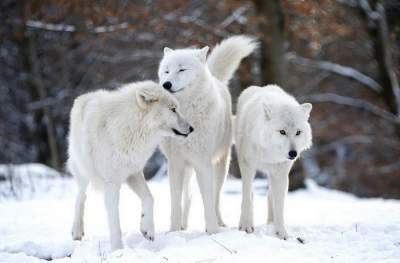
[158,36,257,233]
[236,84,313,240]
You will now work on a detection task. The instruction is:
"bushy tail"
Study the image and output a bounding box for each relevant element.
[207,35,258,84]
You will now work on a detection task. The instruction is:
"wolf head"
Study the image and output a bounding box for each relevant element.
[158,46,209,93]
[136,82,194,137]
[261,102,312,163]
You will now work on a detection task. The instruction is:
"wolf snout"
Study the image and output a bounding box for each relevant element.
[172,126,194,137]
[288,150,297,160]
[172,125,194,137]
[163,81,172,90]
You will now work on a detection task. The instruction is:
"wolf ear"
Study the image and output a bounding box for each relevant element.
[197,46,209,63]
[136,88,159,109]
[301,103,312,118]
[263,103,272,121]
[164,47,173,54]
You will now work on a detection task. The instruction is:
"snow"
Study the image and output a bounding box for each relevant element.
[0,163,68,200]
[0,165,399,263]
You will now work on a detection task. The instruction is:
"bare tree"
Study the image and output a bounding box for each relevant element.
[252,0,287,86]
[359,0,400,135]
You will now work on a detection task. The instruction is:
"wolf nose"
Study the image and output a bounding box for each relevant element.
[288,150,297,159]
[189,126,194,133]
[163,81,172,90]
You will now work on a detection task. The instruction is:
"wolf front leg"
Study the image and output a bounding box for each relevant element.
[193,160,219,234]
[181,167,194,230]
[238,159,256,233]
[126,172,155,241]
[214,149,230,227]
[168,159,186,231]
[267,188,274,224]
[269,163,291,240]
[104,183,123,251]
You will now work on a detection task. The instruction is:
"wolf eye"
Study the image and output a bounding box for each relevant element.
[296,130,301,136]
[179,69,186,72]
[165,71,169,74]
[170,107,176,113]
[279,130,286,135]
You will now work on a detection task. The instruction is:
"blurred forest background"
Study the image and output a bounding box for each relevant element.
[1,0,399,198]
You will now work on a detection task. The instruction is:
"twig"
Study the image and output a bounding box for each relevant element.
[195,258,217,263]
[219,4,251,28]
[296,237,305,244]
[211,238,237,254]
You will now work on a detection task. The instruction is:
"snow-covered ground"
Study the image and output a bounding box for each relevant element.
[0,165,399,263]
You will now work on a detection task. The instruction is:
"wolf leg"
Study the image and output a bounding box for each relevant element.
[267,183,274,224]
[168,159,186,231]
[193,159,219,234]
[238,159,256,233]
[70,163,89,241]
[127,172,154,241]
[104,183,123,251]
[214,150,230,227]
[182,167,194,230]
[269,164,291,240]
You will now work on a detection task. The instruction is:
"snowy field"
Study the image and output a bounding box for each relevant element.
[0,164,399,263]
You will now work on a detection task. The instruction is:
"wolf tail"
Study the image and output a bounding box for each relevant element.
[207,35,258,84]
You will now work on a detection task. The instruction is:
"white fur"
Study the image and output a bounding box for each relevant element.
[158,35,257,233]
[67,81,192,251]
[207,35,258,84]
[235,85,312,239]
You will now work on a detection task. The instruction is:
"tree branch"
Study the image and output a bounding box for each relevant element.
[300,93,400,123]
[26,20,129,34]
[287,52,382,93]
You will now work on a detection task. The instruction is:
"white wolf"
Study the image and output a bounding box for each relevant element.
[67,81,193,251]
[158,36,257,233]
[235,85,312,239]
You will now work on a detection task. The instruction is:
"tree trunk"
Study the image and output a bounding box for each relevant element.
[15,2,61,170]
[28,33,61,170]
[360,0,400,136]
[252,0,287,86]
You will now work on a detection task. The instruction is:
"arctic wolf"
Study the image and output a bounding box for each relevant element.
[158,36,257,233]
[67,81,193,251]
[235,85,312,239]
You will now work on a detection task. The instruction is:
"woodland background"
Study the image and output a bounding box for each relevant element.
[1,0,400,198]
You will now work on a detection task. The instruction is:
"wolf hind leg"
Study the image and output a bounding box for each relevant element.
[70,160,89,241]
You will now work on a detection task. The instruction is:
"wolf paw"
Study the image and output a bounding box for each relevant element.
[71,225,84,240]
[239,216,254,233]
[170,223,182,232]
[141,230,154,241]
[110,240,123,251]
[239,224,254,233]
[140,215,155,241]
[275,227,289,240]
[205,224,219,234]
[218,218,227,227]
